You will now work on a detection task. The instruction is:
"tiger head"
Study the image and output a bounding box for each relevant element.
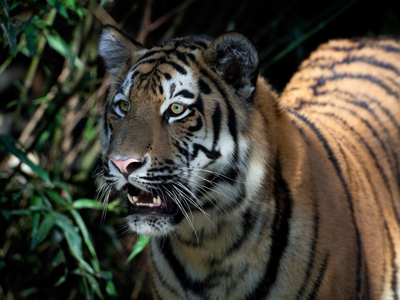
[98,26,269,237]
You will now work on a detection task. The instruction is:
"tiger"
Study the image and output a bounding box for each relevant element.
[97,24,400,299]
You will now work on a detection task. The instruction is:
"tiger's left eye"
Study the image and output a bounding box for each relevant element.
[119,100,130,112]
[170,103,184,115]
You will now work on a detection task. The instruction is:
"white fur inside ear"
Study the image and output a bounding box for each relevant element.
[98,27,146,77]
[98,30,125,76]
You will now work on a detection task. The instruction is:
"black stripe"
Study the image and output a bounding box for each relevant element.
[190,143,220,161]
[188,116,202,132]
[287,109,363,294]
[160,237,206,297]
[199,78,212,94]
[192,40,208,49]
[149,240,182,298]
[211,102,222,149]
[196,95,204,116]
[173,51,190,66]
[175,89,195,99]
[310,73,399,98]
[307,253,330,300]
[225,207,258,256]
[163,72,172,80]
[326,41,400,55]
[246,158,292,299]
[302,55,400,77]
[163,60,187,75]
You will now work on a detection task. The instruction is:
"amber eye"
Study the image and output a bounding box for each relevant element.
[170,103,184,115]
[119,100,130,112]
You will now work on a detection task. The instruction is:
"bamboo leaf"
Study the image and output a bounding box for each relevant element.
[46,32,74,61]
[46,32,84,69]
[126,236,149,263]
[0,136,51,183]
[30,212,56,251]
[70,209,100,273]
[86,273,103,300]
[0,0,10,19]
[45,190,67,205]
[72,199,101,210]
[55,213,95,275]
[25,23,38,57]
[54,268,68,287]
[105,280,117,297]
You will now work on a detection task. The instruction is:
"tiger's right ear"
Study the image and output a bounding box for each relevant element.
[98,25,146,77]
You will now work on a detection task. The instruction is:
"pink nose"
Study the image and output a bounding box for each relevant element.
[109,157,141,174]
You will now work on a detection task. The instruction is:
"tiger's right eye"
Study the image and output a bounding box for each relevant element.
[119,100,130,112]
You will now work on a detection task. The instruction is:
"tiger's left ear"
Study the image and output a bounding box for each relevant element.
[204,32,259,103]
[98,25,147,78]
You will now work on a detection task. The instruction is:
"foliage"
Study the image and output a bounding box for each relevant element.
[1,0,399,299]
[0,0,141,299]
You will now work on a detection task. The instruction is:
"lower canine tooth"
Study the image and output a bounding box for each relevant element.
[153,197,156,203]
[157,196,162,206]
[132,196,138,202]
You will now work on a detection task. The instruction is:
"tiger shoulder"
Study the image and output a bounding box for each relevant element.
[97,26,400,299]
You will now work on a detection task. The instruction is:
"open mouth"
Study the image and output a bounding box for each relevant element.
[126,184,179,216]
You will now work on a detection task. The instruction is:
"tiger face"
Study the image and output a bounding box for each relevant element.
[98,26,264,237]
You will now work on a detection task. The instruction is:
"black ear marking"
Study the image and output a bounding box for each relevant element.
[205,32,259,103]
[98,25,147,77]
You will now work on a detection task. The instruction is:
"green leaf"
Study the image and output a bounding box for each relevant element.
[106,199,122,212]
[46,32,84,69]
[31,212,56,250]
[55,213,95,275]
[32,96,51,105]
[105,280,117,297]
[72,199,101,210]
[46,0,68,18]
[0,0,10,19]
[9,1,20,11]
[45,190,67,205]
[3,20,18,54]
[31,196,43,246]
[29,205,50,212]
[1,209,31,220]
[46,32,74,60]
[52,250,66,267]
[0,136,51,183]
[54,269,68,287]
[69,209,100,273]
[24,24,38,57]
[55,181,72,203]
[126,235,149,263]
[86,273,103,300]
